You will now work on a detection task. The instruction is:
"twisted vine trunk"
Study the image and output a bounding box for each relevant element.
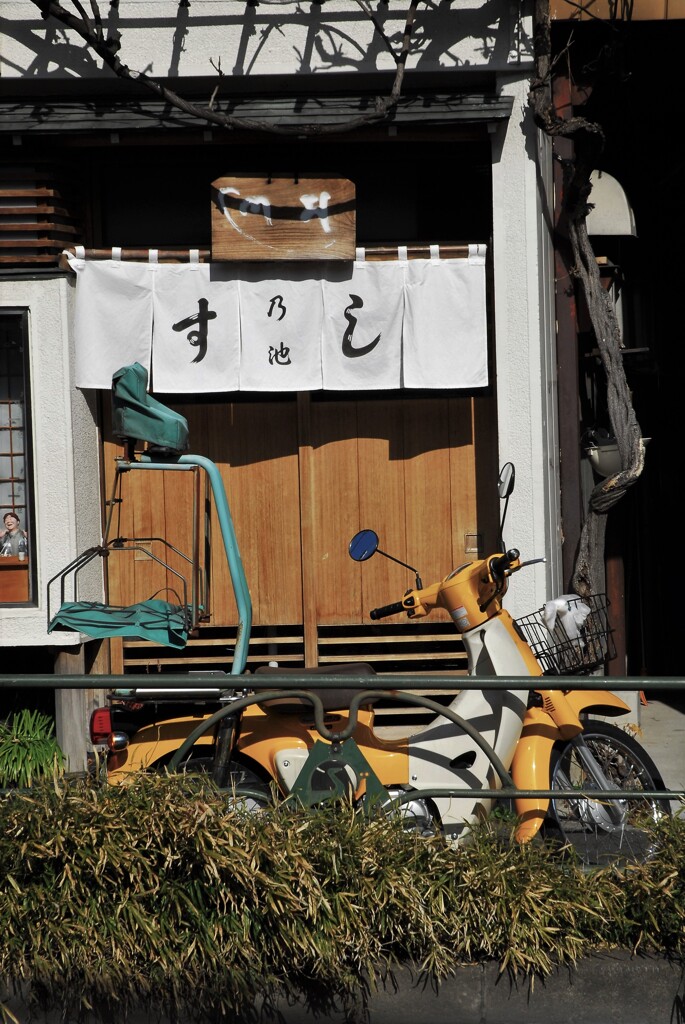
[564,157,646,598]
[529,0,646,599]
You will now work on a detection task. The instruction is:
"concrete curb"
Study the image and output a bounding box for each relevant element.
[362,953,684,1024]
[3,954,683,1024]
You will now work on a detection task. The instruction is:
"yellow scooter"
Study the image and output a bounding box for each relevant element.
[93,464,668,866]
[83,374,667,866]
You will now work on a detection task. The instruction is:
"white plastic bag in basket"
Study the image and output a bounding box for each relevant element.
[543,595,591,640]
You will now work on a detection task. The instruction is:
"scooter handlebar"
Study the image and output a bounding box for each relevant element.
[370,601,406,620]
[489,548,520,579]
[366,548,540,623]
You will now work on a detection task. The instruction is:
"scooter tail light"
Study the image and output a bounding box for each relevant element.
[89,707,113,745]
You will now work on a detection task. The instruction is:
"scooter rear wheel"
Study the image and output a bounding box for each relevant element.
[546,720,670,867]
[173,755,272,811]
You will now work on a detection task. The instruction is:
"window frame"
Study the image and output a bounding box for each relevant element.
[0,307,36,606]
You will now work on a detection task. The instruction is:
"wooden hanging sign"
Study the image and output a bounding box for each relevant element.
[211,173,355,261]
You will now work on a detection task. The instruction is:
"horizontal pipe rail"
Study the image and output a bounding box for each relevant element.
[1,675,682,803]
[391,789,674,800]
[0,674,683,690]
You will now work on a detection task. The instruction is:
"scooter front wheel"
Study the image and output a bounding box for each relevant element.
[546,720,670,867]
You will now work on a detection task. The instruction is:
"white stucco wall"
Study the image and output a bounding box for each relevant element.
[490,73,560,618]
[0,275,103,648]
[0,1,533,79]
[0,1,559,630]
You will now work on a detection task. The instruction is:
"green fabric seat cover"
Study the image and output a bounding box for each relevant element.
[48,598,189,649]
[112,363,189,451]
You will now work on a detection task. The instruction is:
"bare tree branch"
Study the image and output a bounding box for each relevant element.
[390,0,419,103]
[28,0,423,136]
[528,0,603,140]
[67,0,97,37]
[87,0,104,43]
[208,56,224,111]
[352,0,400,65]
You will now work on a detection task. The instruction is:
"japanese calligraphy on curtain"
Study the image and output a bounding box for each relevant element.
[66,248,488,393]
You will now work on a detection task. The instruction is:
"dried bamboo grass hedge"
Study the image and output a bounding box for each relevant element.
[0,777,683,1023]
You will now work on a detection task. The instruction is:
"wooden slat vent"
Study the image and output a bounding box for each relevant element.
[0,164,84,266]
[122,622,467,675]
[317,623,466,674]
[123,625,305,674]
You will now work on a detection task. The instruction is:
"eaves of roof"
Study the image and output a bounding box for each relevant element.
[0,91,514,136]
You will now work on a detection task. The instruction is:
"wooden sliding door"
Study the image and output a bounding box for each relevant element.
[102,391,497,671]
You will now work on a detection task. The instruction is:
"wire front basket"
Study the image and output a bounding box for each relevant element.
[515,593,616,675]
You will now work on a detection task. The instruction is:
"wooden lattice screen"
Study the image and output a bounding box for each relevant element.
[0,163,84,266]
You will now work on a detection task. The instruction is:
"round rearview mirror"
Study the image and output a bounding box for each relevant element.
[349,530,379,562]
[497,462,515,500]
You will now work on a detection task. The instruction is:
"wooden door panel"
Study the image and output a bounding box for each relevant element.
[401,397,453,621]
[308,400,361,626]
[247,405,301,625]
[296,395,484,628]
[448,398,479,565]
[202,403,246,625]
[159,467,201,610]
[104,400,301,626]
[103,465,197,610]
[356,400,409,625]
[134,469,176,603]
[471,392,500,556]
[103,393,493,655]
[200,402,301,626]
[449,393,500,565]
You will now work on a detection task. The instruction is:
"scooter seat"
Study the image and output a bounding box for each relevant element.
[254,662,377,713]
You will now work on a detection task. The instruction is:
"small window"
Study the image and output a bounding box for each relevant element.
[0,309,34,605]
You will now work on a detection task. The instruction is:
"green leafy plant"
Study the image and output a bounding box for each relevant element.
[0,777,682,1023]
[0,709,65,788]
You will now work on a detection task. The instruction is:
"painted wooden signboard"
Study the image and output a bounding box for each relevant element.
[211,174,355,261]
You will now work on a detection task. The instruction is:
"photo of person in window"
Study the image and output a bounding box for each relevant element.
[1,512,28,559]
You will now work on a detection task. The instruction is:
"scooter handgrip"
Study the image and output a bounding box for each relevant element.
[490,548,520,576]
[370,601,405,620]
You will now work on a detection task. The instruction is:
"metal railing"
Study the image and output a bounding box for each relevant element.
[1,673,683,804]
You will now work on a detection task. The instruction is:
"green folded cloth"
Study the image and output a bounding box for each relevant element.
[48,598,189,649]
